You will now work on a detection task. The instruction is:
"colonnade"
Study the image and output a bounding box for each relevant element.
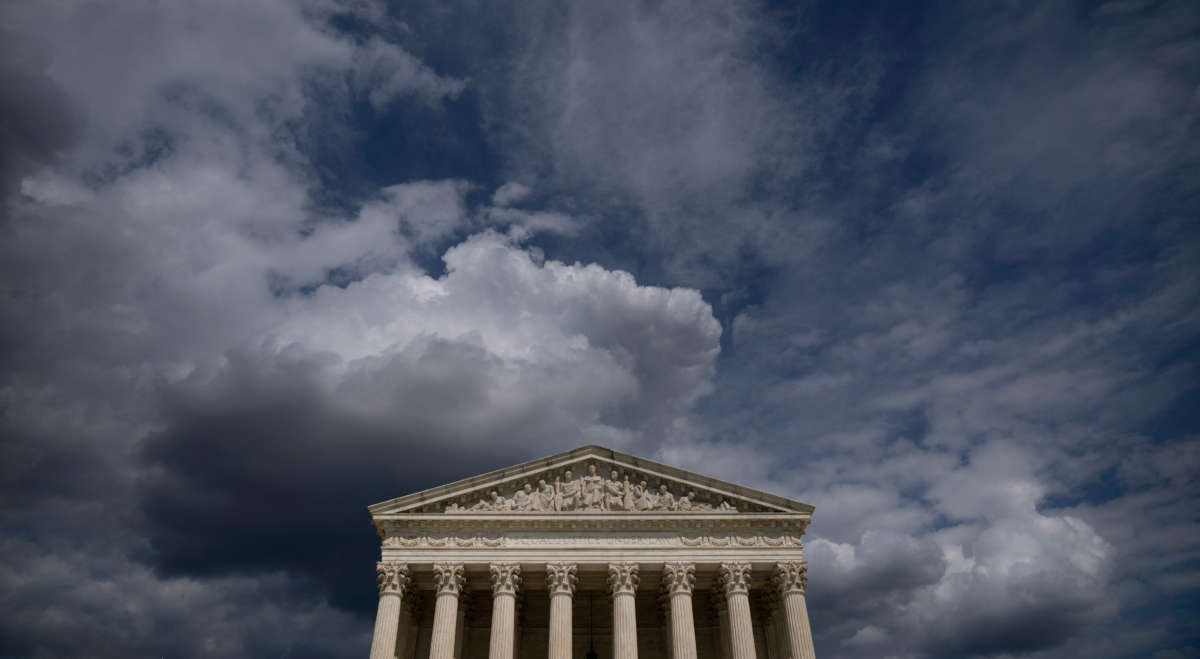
[368,562,816,659]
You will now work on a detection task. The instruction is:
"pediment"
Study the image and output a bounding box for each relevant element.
[368,445,813,517]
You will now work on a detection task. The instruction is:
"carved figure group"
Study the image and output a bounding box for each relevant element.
[443,462,737,513]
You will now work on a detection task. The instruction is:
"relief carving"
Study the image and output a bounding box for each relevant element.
[440,461,742,513]
[382,530,797,549]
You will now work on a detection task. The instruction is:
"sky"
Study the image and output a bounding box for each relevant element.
[0,0,1197,657]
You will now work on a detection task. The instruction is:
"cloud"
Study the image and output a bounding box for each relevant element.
[354,37,467,110]
[491,181,532,206]
[0,27,82,199]
[0,1,718,655]
[137,230,720,612]
[0,537,366,658]
[796,444,1114,658]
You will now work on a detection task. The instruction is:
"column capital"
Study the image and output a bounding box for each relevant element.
[546,563,578,596]
[433,562,467,595]
[490,563,522,596]
[773,562,807,595]
[376,561,411,597]
[717,562,753,597]
[608,562,640,598]
[662,562,696,596]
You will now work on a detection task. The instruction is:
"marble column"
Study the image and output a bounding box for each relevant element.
[718,563,757,659]
[488,563,522,659]
[608,563,640,659]
[546,563,578,659]
[663,563,698,659]
[774,563,816,659]
[370,562,411,659]
[430,563,467,659]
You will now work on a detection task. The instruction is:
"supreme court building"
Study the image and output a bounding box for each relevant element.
[366,445,817,659]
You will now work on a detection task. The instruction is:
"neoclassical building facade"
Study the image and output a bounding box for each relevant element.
[367,446,816,659]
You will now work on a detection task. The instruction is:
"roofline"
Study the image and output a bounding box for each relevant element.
[367,444,814,516]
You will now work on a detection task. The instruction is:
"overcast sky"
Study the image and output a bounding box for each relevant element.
[1,0,1197,657]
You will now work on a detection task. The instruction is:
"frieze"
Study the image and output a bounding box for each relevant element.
[382,532,803,549]
[432,461,747,513]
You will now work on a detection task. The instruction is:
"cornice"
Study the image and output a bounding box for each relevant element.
[367,446,815,517]
[373,514,811,539]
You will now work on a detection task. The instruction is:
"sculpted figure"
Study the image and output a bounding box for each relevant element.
[677,491,693,511]
[581,464,604,510]
[604,470,625,511]
[490,490,512,511]
[718,499,735,511]
[656,483,676,511]
[557,469,581,511]
[691,492,713,511]
[622,474,635,510]
[535,479,555,511]
[636,480,656,510]
[513,483,533,511]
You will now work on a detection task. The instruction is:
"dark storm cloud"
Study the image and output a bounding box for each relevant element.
[138,345,498,612]
[920,580,1105,658]
[0,29,81,200]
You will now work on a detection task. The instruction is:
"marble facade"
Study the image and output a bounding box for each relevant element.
[367,445,817,659]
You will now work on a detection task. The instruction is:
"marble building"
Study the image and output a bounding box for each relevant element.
[366,445,817,659]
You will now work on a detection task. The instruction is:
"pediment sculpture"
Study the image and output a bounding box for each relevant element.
[441,462,740,513]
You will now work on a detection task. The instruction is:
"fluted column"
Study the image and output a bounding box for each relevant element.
[546,563,578,659]
[718,563,757,659]
[774,563,816,659]
[488,564,522,659]
[663,563,698,659]
[608,563,640,659]
[370,562,411,659]
[430,563,467,659]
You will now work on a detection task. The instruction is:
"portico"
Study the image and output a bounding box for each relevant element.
[366,446,817,659]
